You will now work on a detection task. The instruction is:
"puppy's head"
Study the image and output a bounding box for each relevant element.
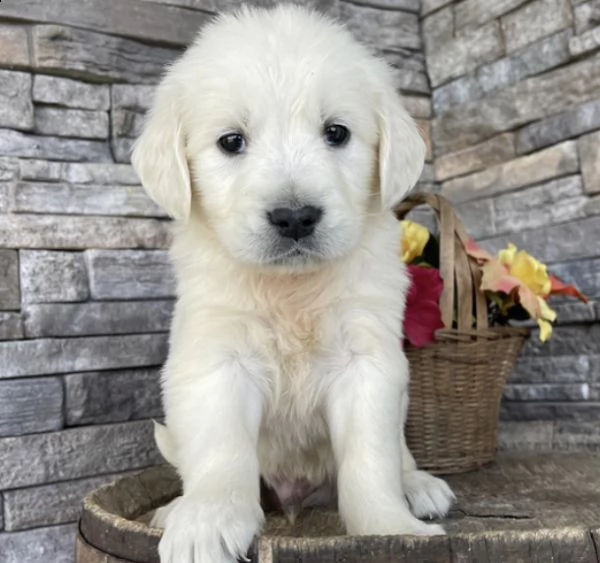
[132,5,424,271]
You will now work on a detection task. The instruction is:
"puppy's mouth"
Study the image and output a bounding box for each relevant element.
[265,240,323,266]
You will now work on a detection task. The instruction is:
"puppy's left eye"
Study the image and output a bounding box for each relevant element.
[218,133,246,154]
[324,124,350,147]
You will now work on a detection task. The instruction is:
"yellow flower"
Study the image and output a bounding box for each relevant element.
[536,297,557,343]
[497,243,552,297]
[400,220,429,263]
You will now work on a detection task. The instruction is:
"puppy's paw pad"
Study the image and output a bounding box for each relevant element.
[403,470,455,520]
[158,493,263,563]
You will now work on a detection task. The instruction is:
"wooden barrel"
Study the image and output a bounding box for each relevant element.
[77,454,600,563]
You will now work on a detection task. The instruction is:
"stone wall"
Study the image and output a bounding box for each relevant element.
[0,0,598,560]
[422,0,600,449]
[0,1,430,560]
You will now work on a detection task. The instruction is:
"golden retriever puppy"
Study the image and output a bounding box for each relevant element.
[132,5,454,563]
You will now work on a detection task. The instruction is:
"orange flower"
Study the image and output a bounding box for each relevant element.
[465,241,587,342]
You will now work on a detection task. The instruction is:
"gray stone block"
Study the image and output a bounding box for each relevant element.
[0,524,77,563]
[35,107,109,139]
[111,84,156,111]
[421,0,453,16]
[111,137,135,163]
[481,217,600,267]
[20,160,140,185]
[435,133,515,182]
[0,250,20,310]
[390,67,430,96]
[23,300,174,338]
[504,383,592,401]
[427,21,504,87]
[5,0,210,47]
[569,26,600,56]
[0,214,171,250]
[551,258,600,299]
[501,0,572,52]
[87,249,175,300]
[0,420,161,489]
[0,25,30,68]
[0,333,168,379]
[580,130,600,195]
[112,109,146,138]
[442,141,578,203]
[0,128,111,162]
[573,0,600,34]
[501,401,600,421]
[455,0,529,31]
[0,71,33,131]
[497,421,553,451]
[522,324,600,357]
[422,6,453,53]
[0,183,9,213]
[14,182,165,218]
[19,159,62,182]
[492,175,586,235]
[516,98,600,154]
[340,0,420,10]
[510,354,600,383]
[3,472,131,531]
[0,378,63,438]
[553,421,600,451]
[433,30,571,114]
[552,301,598,323]
[585,195,600,216]
[0,157,19,181]
[455,198,496,239]
[20,250,89,304]
[402,96,432,119]
[32,24,182,84]
[338,2,420,51]
[0,313,23,340]
[65,368,163,425]
[33,75,110,110]
[432,52,600,155]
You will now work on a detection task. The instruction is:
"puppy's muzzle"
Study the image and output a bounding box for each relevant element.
[267,205,323,240]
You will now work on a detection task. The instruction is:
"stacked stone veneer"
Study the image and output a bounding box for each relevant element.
[0,1,434,560]
[0,0,599,560]
[421,0,600,450]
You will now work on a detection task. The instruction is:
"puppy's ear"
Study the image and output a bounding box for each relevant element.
[132,81,191,222]
[377,82,426,210]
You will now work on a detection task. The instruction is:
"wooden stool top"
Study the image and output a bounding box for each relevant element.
[78,453,600,563]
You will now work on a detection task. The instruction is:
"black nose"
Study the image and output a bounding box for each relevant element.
[267,205,323,240]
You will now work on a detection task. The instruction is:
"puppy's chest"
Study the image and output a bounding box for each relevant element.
[262,299,329,381]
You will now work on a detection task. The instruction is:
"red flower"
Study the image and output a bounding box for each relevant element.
[403,265,445,347]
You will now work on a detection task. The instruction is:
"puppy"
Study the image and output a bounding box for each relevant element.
[132,5,455,563]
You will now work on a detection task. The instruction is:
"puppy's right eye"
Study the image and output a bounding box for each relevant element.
[218,133,246,154]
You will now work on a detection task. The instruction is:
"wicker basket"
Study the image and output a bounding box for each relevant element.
[395,193,529,475]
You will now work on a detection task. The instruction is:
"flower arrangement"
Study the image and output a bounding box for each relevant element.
[400,219,588,346]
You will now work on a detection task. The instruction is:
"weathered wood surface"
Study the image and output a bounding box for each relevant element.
[79,453,600,563]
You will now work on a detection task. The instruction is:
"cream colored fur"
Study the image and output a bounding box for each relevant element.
[132,6,455,563]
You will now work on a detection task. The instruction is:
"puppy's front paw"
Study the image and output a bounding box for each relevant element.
[158,492,263,563]
[345,502,446,537]
[403,470,455,520]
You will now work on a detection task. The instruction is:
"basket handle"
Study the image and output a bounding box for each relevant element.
[395,193,489,331]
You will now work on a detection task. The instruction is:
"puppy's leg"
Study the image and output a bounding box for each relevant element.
[158,354,265,563]
[327,347,444,536]
[399,392,456,519]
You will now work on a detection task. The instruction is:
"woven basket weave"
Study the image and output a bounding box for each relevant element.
[395,193,529,475]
